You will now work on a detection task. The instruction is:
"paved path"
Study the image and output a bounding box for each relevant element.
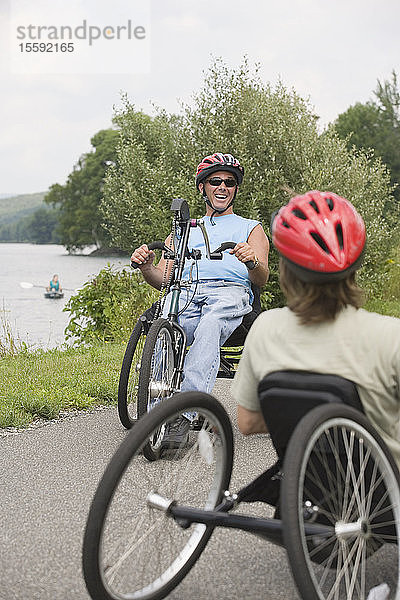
[0,380,300,600]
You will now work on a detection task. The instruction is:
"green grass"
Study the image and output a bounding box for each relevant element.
[0,342,125,428]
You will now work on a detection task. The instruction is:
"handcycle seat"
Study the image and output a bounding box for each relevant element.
[218,284,262,378]
[238,370,363,506]
[258,370,363,460]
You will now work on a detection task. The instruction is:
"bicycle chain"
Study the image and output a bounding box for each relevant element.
[154,215,178,320]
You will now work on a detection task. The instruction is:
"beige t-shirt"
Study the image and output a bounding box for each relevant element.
[231,306,400,468]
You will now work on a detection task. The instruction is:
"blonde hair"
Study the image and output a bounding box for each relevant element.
[279,258,364,325]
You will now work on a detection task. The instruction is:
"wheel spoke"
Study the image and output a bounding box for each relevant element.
[313,538,339,590]
[307,534,338,563]
[329,537,361,599]
[105,512,164,585]
[365,459,382,516]
[360,536,367,600]
[303,452,340,521]
[341,428,357,519]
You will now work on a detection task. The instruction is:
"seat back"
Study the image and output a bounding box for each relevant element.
[258,370,363,460]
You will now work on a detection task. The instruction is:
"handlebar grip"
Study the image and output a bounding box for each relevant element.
[214,242,255,270]
[130,241,167,269]
[218,242,235,251]
[245,259,255,270]
[148,241,167,251]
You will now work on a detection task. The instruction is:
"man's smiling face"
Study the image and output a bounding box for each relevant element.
[200,170,237,215]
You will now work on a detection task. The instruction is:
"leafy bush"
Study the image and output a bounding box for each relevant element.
[64,264,157,343]
[102,58,400,306]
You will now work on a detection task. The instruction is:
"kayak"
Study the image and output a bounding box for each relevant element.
[44,291,64,299]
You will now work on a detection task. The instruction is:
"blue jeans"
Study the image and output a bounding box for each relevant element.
[163,281,251,396]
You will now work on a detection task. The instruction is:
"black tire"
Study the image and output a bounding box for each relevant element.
[83,391,234,600]
[117,319,146,429]
[281,404,400,600]
[137,318,176,460]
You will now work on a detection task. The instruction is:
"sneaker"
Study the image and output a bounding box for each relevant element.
[160,416,190,450]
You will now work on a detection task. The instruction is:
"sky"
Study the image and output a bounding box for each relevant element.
[0,0,399,196]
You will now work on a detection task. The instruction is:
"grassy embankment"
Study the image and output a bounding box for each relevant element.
[0,247,399,430]
[0,341,125,428]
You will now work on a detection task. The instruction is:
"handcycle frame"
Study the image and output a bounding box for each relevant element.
[146,491,331,546]
[146,371,369,543]
[84,376,400,600]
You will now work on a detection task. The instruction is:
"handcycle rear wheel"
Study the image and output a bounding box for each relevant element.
[82,391,234,600]
[117,319,147,429]
[137,318,176,460]
[281,404,400,600]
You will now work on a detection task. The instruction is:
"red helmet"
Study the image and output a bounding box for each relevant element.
[272,191,366,283]
[195,153,244,189]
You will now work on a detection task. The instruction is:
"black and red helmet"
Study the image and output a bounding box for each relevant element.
[272,191,366,283]
[195,153,244,189]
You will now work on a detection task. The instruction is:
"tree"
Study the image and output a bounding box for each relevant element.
[375,71,400,124]
[24,207,61,244]
[334,71,400,202]
[45,129,119,252]
[102,103,187,252]
[101,59,399,304]
[0,206,60,243]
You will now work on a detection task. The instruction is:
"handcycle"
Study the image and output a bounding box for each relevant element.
[117,198,261,444]
[83,370,400,600]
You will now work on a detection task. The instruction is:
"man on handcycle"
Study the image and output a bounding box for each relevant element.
[232,190,400,470]
[131,152,270,444]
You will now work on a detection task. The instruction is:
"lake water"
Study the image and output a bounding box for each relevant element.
[0,243,130,349]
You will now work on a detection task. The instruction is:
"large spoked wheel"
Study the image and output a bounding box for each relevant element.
[281,404,400,600]
[83,391,234,600]
[117,319,147,429]
[137,318,176,460]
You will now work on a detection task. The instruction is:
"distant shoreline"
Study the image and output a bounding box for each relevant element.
[89,247,129,257]
[0,240,129,258]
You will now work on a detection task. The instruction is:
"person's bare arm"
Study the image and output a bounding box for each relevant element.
[130,235,174,291]
[231,224,270,287]
[237,405,268,435]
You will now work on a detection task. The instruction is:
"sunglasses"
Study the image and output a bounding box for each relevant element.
[206,176,237,188]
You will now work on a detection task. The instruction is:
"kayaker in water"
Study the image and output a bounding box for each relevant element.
[46,274,62,293]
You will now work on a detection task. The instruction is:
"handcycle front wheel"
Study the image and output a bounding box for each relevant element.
[137,318,177,460]
[82,391,234,600]
[117,319,147,429]
[281,403,400,600]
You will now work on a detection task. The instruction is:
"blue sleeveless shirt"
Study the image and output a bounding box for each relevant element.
[181,213,260,297]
